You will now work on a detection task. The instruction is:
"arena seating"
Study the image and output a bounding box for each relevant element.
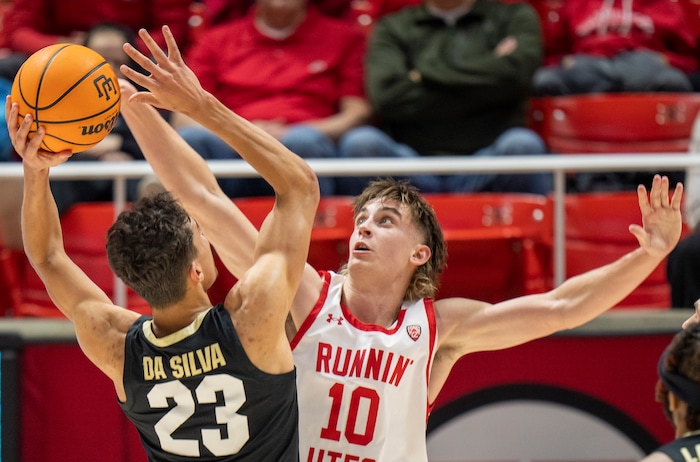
[199,196,356,304]
[529,93,700,154]
[6,202,150,318]
[561,191,691,309]
[425,193,552,302]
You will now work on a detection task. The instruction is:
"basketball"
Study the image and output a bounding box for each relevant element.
[11,43,121,153]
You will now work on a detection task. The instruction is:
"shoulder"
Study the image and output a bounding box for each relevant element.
[192,17,252,44]
[433,297,488,334]
[639,450,674,462]
[306,9,365,41]
[481,0,539,22]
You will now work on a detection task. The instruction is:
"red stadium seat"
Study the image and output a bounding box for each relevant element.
[561,191,690,309]
[12,202,150,318]
[207,196,356,304]
[679,0,700,43]
[530,93,700,154]
[425,193,552,303]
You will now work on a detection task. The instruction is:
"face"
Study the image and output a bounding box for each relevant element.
[190,219,218,289]
[256,0,307,13]
[86,29,129,78]
[349,198,427,272]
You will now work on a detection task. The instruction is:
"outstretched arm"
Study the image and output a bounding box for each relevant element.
[119,26,321,369]
[119,26,325,331]
[5,98,138,396]
[431,175,684,398]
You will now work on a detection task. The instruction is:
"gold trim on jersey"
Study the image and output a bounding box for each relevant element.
[142,307,213,347]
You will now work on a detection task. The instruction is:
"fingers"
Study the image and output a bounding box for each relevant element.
[122,43,157,75]
[120,64,152,91]
[640,174,678,213]
[670,182,684,211]
[138,28,170,67]
[649,174,663,210]
[161,25,183,63]
[5,95,16,136]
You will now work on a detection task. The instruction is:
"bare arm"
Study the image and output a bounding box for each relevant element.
[430,175,683,400]
[639,451,673,462]
[6,98,138,397]
[119,26,321,369]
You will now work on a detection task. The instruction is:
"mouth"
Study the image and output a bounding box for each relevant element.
[353,241,370,252]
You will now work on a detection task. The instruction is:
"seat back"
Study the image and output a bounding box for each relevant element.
[679,0,700,43]
[530,93,700,154]
[13,202,150,317]
[562,191,688,308]
[206,196,356,304]
[425,193,552,303]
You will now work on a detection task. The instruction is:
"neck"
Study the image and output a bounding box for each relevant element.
[427,0,475,11]
[341,273,407,327]
[256,5,306,31]
[151,292,212,337]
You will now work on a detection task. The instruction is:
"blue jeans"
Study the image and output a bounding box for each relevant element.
[533,51,693,95]
[179,124,337,197]
[335,126,552,196]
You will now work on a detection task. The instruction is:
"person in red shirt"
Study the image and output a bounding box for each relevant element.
[0,0,192,81]
[533,0,698,95]
[177,0,373,197]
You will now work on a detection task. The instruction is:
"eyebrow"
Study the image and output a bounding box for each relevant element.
[358,204,403,219]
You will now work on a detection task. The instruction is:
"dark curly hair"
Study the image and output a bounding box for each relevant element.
[106,192,197,308]
[656,322,700,431]
[340,178,447,301]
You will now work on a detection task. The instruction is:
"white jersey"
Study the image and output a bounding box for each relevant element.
[291,271,438,462]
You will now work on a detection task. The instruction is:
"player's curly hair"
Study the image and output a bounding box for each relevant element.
[106,192,197,308]
[340,178,447,301]
[656,322,700,431]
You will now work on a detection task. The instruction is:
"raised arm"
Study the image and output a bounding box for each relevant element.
[430,175,683,398]
[119,26,325,329]
[5,98,138,395]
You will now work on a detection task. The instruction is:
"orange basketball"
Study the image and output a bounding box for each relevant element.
[11,43,121,153]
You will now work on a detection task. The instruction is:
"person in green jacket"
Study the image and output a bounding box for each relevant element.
[336,0,552,196]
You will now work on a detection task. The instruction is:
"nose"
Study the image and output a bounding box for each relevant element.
[356,220,372,237]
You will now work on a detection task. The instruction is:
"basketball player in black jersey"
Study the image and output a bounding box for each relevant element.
[642,322,700,462]
[5,45,319,459]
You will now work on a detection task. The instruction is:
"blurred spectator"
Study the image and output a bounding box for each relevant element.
[0,75,12,162]
[642,322,700,461]
[178,0,373,197]
[202,0,353,25]
[49,22,167,215]
[0,0,192,80]
[667,226,700,309]
[336,0,551,196]
[533,0,698,95]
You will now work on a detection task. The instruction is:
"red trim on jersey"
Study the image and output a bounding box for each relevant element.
[425,297,437,422]
[339,300,407,334]
[290,271,332,350]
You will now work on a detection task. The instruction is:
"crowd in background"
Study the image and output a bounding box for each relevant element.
[3,0,700,307]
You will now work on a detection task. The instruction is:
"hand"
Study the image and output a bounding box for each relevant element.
[5,96,71,170]
[494,36,517,57]
[252,119,288,140]
[120,25,209,116]
[628,174,683,259]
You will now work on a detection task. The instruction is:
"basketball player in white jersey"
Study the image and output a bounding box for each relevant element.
[122,26,686,462]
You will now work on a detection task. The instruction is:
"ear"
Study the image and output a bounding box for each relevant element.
[411,244,431,267]
[668,391,680,412]
[189,260,204,283]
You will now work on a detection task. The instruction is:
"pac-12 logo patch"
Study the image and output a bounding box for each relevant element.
[406,325,421,341]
